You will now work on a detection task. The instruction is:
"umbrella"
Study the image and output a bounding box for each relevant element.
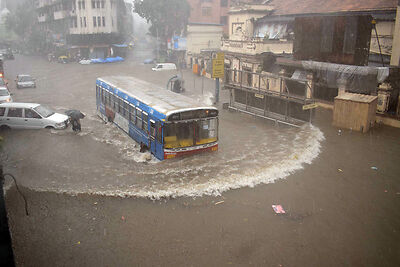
[65,109,85,120]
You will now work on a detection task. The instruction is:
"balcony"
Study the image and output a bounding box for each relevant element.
[221,38,293,55]
[54,10,68,20]
[38,14,47,23]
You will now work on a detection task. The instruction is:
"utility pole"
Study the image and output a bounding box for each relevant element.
[156,28,159,62]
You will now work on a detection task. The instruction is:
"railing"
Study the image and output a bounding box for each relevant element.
[224,68,314,126]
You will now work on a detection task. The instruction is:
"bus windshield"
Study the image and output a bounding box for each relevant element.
[164,118,218,148]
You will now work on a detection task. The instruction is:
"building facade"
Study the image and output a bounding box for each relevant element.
[35,0,131,58]
[186,0,231,35]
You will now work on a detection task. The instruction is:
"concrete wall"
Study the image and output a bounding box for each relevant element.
[391,3,400,66]
[187,0,230,34]
[370,20,395,56]
[187,24,223,54]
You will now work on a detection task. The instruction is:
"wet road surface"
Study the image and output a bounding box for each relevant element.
[1,50,400,266]
[1,52,323,199]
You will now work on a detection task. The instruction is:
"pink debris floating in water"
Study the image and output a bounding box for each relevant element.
[272,205,286,214]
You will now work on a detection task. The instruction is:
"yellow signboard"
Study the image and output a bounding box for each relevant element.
[302,103,319,110]
[212,52,225,78]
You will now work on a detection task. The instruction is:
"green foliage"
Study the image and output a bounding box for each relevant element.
[5,2,36,37]
[134,0,190,41]
[5,0,47,52]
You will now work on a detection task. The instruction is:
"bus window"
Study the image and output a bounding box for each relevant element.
[129,104,135,122]
[136,108,142,129]
[112,95,116,110]
[164,122,194,148]
[104,91,109,106]
[156,122,163,143]
[123,101,129,119]
[101,88,105,104]
[96,85,99,98]
[150,120,156,137]
[142,112,148,132]
[196,118,218,145]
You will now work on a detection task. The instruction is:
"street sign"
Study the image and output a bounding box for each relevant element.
[302,103,318,110]
[212,52,224,78]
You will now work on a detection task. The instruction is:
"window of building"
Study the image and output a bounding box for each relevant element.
[93,16,97,27]
[80,17,82,27]
[221,0,228,7]
[74,17,78,28]
[78,1,81,9]
[112,17,114,27]
[101,1,105,8]
[84,17,87,27]
[220,16,227,25]
[92,1,95,8]
[97,16,101,27]
[82,1,85,9]
[202,7,212,17]
[102,16,105,27]
[96,1,100,8]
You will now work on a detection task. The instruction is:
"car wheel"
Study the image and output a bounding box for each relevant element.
[45,126,54,129]
[0,125,11,131]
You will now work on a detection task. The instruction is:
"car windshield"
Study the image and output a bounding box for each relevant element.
[34,105,54,118]
[0,89,9,96]
[19,76,33,82]
[0,79,5,86]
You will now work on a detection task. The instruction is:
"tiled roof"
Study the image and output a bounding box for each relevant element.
[269,0,397,16]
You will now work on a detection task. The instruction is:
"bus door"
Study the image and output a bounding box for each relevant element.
[149,119,157,155]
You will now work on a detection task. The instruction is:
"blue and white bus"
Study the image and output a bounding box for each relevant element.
[96,76,219,160]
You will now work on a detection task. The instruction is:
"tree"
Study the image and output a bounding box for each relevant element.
[5,0,48,52]
[134,0,190,43]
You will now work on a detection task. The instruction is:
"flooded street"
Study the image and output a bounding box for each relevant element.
[1,50,400,266]
[1,50,323,199]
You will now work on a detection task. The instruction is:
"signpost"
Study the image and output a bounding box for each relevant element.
[212,52,224,103]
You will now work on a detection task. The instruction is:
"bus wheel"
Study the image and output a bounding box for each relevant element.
[140,143,148,153]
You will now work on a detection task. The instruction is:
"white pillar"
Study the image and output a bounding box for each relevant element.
[390,1,400,66]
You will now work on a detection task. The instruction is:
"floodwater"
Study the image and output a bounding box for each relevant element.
[1,49,324,199]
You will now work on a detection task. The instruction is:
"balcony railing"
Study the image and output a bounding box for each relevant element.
[54,10,68,20]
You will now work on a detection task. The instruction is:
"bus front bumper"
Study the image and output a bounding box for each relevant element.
[164,143,218,159]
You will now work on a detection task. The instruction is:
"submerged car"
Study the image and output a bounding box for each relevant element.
[0,103,69,130]
[0,78,12,103]
[16,74,36,88]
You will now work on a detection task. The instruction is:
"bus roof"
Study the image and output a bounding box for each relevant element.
[97,76,217,116]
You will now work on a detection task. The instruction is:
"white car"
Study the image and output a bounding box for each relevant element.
[0,103,69,130]
[152,63,177,71]
[16,74,36,89]
[0,78,12,103]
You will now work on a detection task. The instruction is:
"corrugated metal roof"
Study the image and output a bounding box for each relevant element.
[269,0,397,16]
